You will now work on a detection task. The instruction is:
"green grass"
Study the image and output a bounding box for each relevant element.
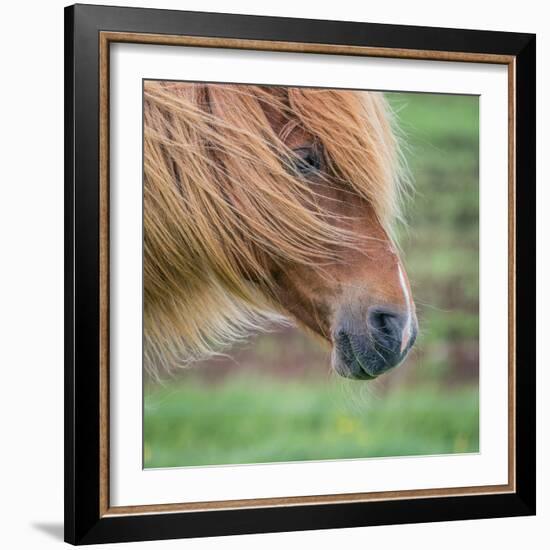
[144,377,479,468]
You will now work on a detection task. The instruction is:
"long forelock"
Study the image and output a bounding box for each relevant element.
[143,81,405,376]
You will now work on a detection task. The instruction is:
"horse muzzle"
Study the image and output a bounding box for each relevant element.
[331,306,418,379]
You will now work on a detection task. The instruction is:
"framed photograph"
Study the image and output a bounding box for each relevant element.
[64,3,536,545]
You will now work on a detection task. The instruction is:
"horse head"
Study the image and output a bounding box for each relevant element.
[143,82,417,379]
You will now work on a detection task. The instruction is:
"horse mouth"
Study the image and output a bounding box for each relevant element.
[332,333,378,380]
[331,328,417,380]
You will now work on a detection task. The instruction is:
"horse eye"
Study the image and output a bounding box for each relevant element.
[292,146,323,175]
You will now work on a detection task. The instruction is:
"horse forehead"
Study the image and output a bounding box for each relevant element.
[253,89,305,142]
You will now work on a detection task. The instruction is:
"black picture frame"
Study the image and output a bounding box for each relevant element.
[65,3,536,545]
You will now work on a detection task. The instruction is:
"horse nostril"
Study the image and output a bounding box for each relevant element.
[367,307,405,350]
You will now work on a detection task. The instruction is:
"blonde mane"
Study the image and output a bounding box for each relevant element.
[143,81,403,376]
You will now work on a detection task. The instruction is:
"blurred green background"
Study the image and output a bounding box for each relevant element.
[144,92,480,469]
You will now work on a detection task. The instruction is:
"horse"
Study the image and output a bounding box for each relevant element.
[143,81,418,380]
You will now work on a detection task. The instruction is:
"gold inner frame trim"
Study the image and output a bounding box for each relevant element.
[98,31,516,518]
